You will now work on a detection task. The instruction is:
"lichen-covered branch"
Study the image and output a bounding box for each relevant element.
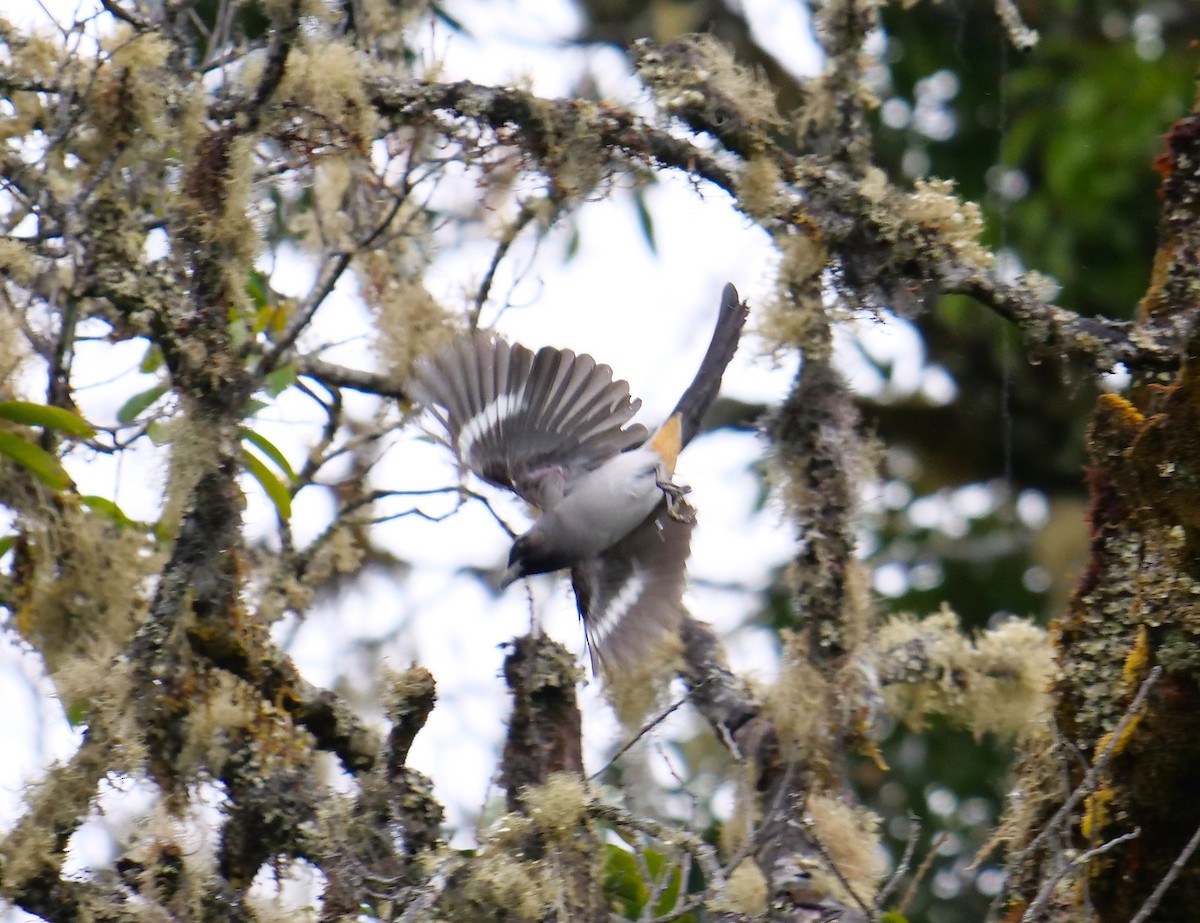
[940,261,1186,372]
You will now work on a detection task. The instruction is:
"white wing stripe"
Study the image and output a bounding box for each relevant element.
[457,392,524,462]
[590,570,646,645]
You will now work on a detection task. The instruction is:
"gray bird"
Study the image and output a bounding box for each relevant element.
[410,283,748,672]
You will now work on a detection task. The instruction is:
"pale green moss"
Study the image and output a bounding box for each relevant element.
[805,792,886,907]
[521,773,589,843]
[877,606,1054,740]
[721,858,768,916]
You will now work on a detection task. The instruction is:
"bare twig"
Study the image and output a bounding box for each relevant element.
[259,250,353,379]
[876,815,920,909]
[990,666,1162,921]
[258,159,418,381]
[1020,830,1140,923]
[589,688,698,781]
[295,354,408,398]
[470,196,547,328]
[99,0,151,29]
[1010,667,1161,866]
[1128,819,1200,923]
[798,811,875,920]
[900,832,950,914]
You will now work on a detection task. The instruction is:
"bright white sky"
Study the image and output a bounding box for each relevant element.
[0,0,941,916]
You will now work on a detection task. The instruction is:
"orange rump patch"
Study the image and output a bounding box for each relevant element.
[649,414,683,475]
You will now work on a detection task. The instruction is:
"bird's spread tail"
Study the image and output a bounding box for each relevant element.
[666,282,749,450]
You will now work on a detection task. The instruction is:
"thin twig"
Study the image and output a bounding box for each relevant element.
[98,0,151,29]
[988,666,1162,921]
[900,832,949,915]
[295,355,408,398]
[257,154,418,380]
[1020,829,1140,923]
[259,250,353,379]
[397,854,461,922]
[876,815,920,909]
[470,197,546,329]
[1010,667,1161,865]
[798,811,874,920]
[590,689,698,781]
[1128,819,1200,923]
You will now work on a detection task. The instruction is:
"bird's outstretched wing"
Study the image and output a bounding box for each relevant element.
[410,332,648,510]
[570,504,692,674]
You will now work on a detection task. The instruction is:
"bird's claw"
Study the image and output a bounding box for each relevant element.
[657,477,696,524]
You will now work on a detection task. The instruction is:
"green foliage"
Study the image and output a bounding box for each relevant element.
[0,431,73,490]
[263,364,296,399]
[878,4,1194,319]
[240,425,294,521]
[0,401,94,438]
[854,6,1198,921]
[117,382,171,425]
[603,844,690,921]
[1001,37,1190,315]
[64,699,89,728]
[79,495,138,530]
[139,343,164,374]
[631,188,658,255]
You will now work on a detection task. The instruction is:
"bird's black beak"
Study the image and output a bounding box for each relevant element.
[497,562,523,589]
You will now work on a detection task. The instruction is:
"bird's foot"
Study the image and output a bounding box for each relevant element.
[657,477,696,524]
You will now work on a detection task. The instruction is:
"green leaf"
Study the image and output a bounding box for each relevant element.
[146,420,171,446]
[228,315,250,349]
[0,401,95,438]
[0,535,15,558]
[246,267,270,310]
[648,856,682,916]
[632,189,657,254]
[603,844,648,918]
[880,913,910,923]
[139,342,164,374]
[239,426,295,482]
[0,431,73,489]
[263,363,296,398]
[241,398,269,419]
[117,382,170,425]
[241,447,292,521]
[563,222,581,262]
[153,517,176,545]
[80,494,135,528]
[65,699,89,728]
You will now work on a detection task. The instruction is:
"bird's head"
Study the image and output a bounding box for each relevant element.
[499,533,534,588]
[498,524,575,588]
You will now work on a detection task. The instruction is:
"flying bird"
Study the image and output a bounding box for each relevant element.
[410,283,748,673]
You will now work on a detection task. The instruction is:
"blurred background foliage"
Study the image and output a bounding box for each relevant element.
[564,1,1197,920]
